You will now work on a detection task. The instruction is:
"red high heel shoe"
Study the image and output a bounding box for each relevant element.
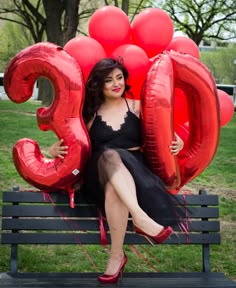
[98,252,128,284]
[134,225,173,244]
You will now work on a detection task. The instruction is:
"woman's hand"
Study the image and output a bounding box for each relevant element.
[49,139,68,159]
[169,133,184,155]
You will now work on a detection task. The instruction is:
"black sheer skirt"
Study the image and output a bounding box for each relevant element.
[82,148,186,228]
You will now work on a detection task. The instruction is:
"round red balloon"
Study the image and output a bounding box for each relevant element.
[111,44,150,99]
[166,36,200,59]
[131,8,174,58]
[89,6,131,55]
[217,89,234,127]
[64,36,106,82]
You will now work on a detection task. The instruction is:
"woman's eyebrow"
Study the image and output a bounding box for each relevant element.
[105,73,123,80]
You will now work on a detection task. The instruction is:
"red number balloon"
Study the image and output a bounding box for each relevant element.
[142,51,220,191]
[4,42,91,208]
[141,53,180,190]
[171,50,220,189]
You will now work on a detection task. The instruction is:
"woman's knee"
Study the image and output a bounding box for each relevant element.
[98,149,121,167]
[97,150,123,183]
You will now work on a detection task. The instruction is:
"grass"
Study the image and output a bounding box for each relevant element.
[0,100,235,280]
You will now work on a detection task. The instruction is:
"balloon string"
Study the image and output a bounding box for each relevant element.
[129,245,159,272]
[97,209,108,246]
[180,193,191,244]
[42,191,99,271]
[138,244,160,263]
[42,191,87,232]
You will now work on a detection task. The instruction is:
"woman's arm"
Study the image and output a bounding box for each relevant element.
[127,98,140,118]
[86,114,96,131]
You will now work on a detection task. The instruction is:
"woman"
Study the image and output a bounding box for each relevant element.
[49,58,184,284]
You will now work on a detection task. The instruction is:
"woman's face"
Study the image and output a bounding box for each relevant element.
[102,68,125,99]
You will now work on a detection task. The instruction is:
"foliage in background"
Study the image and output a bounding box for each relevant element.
[200,43,236,84]
[189,113,236,190]
[0,21,35,71]
[155,0,236,44]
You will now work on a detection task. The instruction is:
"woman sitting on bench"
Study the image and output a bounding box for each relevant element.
[49,58,184,284]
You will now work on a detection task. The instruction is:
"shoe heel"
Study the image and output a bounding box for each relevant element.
[120,268,124,281]
[98,252,127,284]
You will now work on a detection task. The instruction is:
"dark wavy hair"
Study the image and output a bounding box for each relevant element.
[82,58,131,123]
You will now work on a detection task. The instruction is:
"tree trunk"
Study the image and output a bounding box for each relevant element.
[42,0,64,46]
[39,0,80,105]
[37,77,54,106]
[122,0,129,15]
[63,0,80,45]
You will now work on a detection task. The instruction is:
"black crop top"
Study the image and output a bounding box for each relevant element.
[89,98,142,151]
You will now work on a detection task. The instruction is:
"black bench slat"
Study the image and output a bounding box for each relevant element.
[1,273,235,288]
[2,219,100,231]
[2,205,219,218]
[2,205,98,217]
[2,219,220,232]
[1,271,227,279]
[3,191,219,205]
[2,232,221,245]
[2,191,86,204]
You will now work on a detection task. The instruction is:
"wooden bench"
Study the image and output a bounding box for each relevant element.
[1,186,236,288]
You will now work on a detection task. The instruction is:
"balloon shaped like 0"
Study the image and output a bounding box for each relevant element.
[141,53,180,190]
[4,42,91,208]
[170,50,220,189]
[142,51,220,191]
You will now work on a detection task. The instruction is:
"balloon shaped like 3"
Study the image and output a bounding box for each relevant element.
[142,51,220,191]
[4,42,91,208]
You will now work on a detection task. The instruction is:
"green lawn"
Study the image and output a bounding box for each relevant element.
[0,100,235,280]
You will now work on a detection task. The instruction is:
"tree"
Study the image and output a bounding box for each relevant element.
[154,0,236,45]
[200,44,236,84]
[0,0,46,43]
[0,0,81,45]
[0,0,81,104]
[0,20,34,71]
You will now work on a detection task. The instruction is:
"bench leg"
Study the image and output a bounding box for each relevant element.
[10,244,18,274]
[202,243,211,272]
